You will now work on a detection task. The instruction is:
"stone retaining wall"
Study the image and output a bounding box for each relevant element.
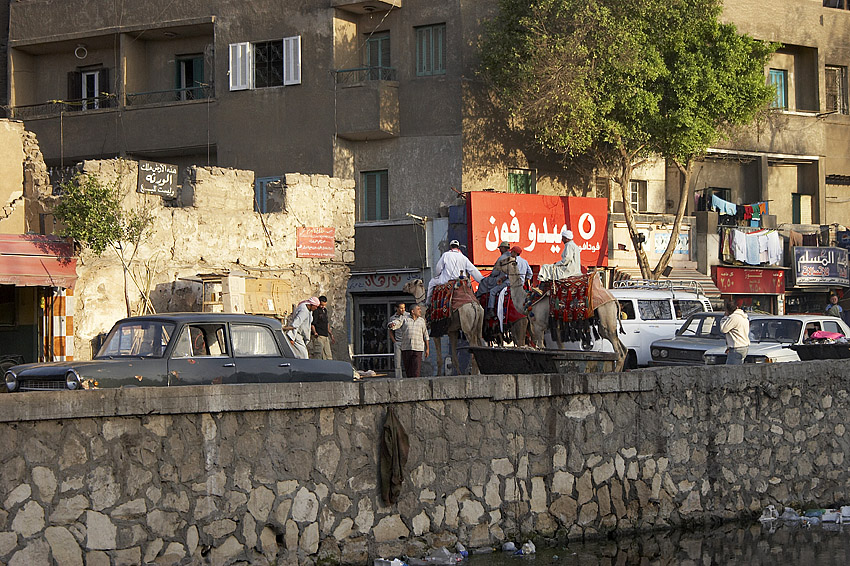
[1,360,850,565]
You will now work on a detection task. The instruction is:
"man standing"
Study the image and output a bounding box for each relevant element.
[427,240,484,302]
[388,302,409,378]
[554,228,582,277]
[510,246,533,286]
[288,296,319,359]
[310,295,335,360]
[826,294,844,319]
[720,299,749,365]
[398,303,429,377]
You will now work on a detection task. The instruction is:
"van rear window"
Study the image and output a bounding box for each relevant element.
[674,300,704,319]
[637,299,672,320]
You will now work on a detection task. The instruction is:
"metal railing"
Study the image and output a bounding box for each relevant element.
[11,95,118,119]
[351,353,395,374]
[126,85,213,106]
[613,278,707,297]
[335,66,397,85]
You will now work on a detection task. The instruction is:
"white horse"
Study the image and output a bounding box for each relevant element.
[496,256,627,372]
[403,279,484,375]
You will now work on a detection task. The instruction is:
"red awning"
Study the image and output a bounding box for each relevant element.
[0,235,77,288]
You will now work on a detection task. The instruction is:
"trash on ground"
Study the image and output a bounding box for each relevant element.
[374,559,407,566]
[501,542,516,553]
[521,541,536,555]
[406,547,465,565]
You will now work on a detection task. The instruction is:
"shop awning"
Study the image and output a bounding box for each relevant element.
[0,235,77,288]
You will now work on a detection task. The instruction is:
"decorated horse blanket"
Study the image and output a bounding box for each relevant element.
[427,279,477,338]
[542,272,616,344]
[480,287,525,345]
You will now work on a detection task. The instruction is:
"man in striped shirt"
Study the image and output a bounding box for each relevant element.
[397,303,430,377]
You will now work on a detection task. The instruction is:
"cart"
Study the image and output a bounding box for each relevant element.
[790,343,850,361]
[467,346,618,374]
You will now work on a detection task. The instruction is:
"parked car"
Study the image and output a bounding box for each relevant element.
[5,313,358,392]
[650,312,732,366]
[703,314,850,365]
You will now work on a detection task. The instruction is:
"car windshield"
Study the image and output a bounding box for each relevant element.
[97,321,176,358]
[748,319,802,344]
[676,315,723,338]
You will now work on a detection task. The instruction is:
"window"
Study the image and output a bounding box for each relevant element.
[362,170,389,221]
[637,299,673,321]
[255,176,281,213]
[508,169,536,194]
[792,193,812,224]
[673,300,704,320]
[228,37,301,91]
[176,54,205,100]
[67,68,112,111]
[628,180,647,213]
[768,68,788,109]
[416,24,446,76]
[232,324,280,356]
[172,324,228,357]
[823,320,845,335]
[824,0,847,8]
[826,65,848,114]
[365,32,391,80]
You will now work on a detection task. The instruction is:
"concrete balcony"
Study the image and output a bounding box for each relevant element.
[331,0,401,14]
[335,68,399,141]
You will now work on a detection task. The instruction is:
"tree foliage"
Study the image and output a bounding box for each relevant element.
[54,172,155,315]
[480,0,776,278]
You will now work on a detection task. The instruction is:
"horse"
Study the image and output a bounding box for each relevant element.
[495,256,627,372]
[403,279,484,375]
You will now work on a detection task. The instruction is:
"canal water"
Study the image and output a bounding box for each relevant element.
[462,520,850,565]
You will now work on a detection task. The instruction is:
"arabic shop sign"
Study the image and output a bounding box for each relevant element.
[466,192,608,266]
[712,265,785,294]
[296,227,335,258]
[793,246,850,286]
[137,160,178,198]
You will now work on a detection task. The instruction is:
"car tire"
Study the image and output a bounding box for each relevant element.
[625,350,638,370]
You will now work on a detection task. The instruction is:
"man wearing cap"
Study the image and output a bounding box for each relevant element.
[287,296,320,359]
[554,228,582,278]
[510,246,533,286]
[427,239,484,302]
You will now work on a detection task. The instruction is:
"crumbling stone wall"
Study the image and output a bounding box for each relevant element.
[1,361,849,565]
[62,159,354,360]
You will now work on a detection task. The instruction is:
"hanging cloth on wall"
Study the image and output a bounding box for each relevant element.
[380,406,410,506]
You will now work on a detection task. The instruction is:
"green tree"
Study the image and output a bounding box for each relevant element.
[54,172,155,316]
[480,0,776,278]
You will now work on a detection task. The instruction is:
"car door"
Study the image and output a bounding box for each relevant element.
[230,322,293,383]
[630,299,675,365]
[167,323,237,385]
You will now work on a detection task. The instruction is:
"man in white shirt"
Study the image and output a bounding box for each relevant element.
[719,299,750,365]
[427,240,484,302]
[554,228,582,278]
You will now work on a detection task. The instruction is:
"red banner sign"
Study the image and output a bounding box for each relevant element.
[466,192,608,266]
[711,266,785,294]
[296,227,335,258]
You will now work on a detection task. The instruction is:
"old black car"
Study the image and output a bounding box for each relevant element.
[5,313,358,391]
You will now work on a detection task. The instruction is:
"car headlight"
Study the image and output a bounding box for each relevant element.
[659,349,668,358]
[748,356,771,364]
[704,354,721,365]
[651,348,659,358]
[5,370,17,392]
[66,369,81,390]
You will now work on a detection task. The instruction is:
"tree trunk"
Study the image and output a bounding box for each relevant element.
[614,150,653,279]
[651,159,691,279]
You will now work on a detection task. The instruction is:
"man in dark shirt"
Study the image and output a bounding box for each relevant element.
[310,295,335,360]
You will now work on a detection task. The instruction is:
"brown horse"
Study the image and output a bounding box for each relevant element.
[495,256,627,372]
[403,279,483,375]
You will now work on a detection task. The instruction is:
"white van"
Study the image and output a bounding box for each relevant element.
[548,279,713,368]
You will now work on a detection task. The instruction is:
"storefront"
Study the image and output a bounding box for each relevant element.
[347,270,420,374]
[0,235,77,364]
[711,265,786,314]
[785,246,849,314]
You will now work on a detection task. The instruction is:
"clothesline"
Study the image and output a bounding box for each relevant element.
[720,227,783,266]
[709,194,768,228]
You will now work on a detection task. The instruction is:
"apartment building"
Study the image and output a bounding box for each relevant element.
[5,0,850,360]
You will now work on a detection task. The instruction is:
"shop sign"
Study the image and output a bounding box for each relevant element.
[296,227,335,258]
[466,192,608,266]
[712,266,785,294]
[137,160,178,198]
[348,272,421,293]
[793,246,850,286]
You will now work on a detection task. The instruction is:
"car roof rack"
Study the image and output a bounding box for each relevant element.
[613,278,706,297]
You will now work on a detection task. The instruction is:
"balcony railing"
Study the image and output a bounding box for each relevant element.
[11,95,118,119]
[125,85,213,106]
[335,66,397,85]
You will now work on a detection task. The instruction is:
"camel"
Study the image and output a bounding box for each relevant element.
[495,256,628,372]
[403,279,484,375]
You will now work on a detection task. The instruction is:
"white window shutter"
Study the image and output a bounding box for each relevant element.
[229,42,253,91]
[283,36,302,85]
